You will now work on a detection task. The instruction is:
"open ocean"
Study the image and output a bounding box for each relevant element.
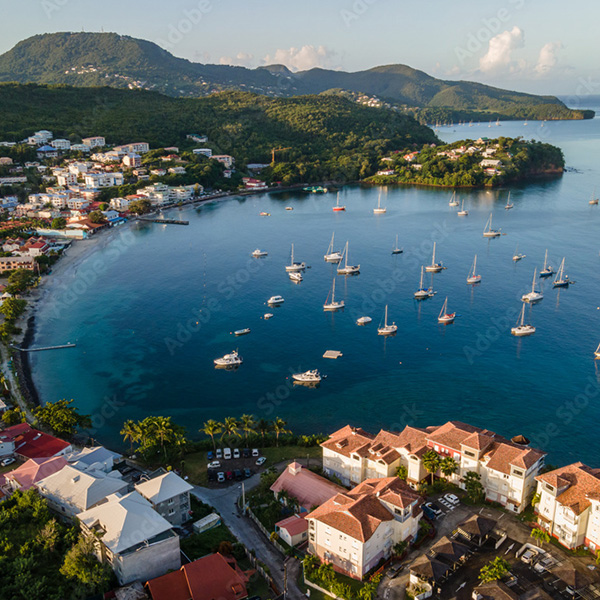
[31,105,600,465]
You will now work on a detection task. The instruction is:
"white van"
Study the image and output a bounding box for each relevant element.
[223,448,232,459]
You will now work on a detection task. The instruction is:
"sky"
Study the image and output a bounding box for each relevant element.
[1,0,599,96]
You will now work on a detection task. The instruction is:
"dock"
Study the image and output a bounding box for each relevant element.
[138,218,189,225]
[12,343,77,352]
[323,350,343,360]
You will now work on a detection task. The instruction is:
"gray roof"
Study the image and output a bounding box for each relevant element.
[135,471,193,504]
[67,446,121,467]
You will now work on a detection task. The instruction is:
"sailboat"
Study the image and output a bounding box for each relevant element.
[333,192,346,212]
[324,233,343,262]
[483,213,501,238]
[337,241,360,275]
[373,190,387,214]
[496,118,501,126]
[414,266,436,299]
[377,304,397,335]
[437,297,456,324]
[553,258,571,287]
[391,234,403,254]
[511,304,536,337]
[449,191,459,207]
[285,244,306,272]
[512,244,526,261]
[504,192,514,210]
[457,199,468,216]
[425,242,444,272]
[539,249,554,277]
[323,278,344,311]
[589,189,599,205]
[522,269,543,303]
[467,255,481,284]
[594,343,600,359]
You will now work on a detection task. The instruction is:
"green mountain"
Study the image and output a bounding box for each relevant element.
[0,32,592,121]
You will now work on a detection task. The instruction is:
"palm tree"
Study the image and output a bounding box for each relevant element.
[240,414,256,441]
[120,420,141,455]
[530,527,550,548]
[220,416,241,441]
[151,416,174,457]
[440,457,458,480]
[272,417,290,447]
[201,420,222,451]
[423,450,441,485]
[257,418,271,440]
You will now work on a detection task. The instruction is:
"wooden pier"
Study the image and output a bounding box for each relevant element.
[12,343,77,352]
[139,218,189,225]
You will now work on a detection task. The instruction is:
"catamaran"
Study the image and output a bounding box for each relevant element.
[414,266,436,299]
[539,249,554,277]
[467,255,481,285]
[337,241,360,275]
[392,234,403,254]
[437,297,456,324]
[449,191,459,207]
[324,233,343,262]
[512,244,526,261]
[425,242,444,273]
[285,244,306,272]
[483,213,501,238]
[505,192,514,210]
[214,350,243,367]
[323,278,344,311]
[377,305,397,335]
[333,192,346,212]
[457,199,468,216]
[511,304,535,337]
[553,258,571,287]
[522,269,543,303]
[373,190,387,214]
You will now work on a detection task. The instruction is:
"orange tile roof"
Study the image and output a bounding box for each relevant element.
[276,514,308,537]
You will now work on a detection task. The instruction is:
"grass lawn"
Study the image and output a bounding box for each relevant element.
[180,524,236,561]
[297,572,331,600]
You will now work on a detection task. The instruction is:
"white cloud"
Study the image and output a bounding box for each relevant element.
[218,52,255,67]
[263,45,338,72]
[479,26,525,74]
[535,42,562,75]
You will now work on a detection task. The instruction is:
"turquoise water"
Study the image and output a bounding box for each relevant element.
[31,110,600,465]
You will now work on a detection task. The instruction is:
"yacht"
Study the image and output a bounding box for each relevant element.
[392,234,403,254]
[285,206,294,211]
[324,233,343,263]
[263,313,274,319]
[233,328,251,336]
[512,245,526,261]
[259,212,270,217]
[267,295,285,305]
[292,370,322,383]
[522,269,543,303]
[511,304,536,337]
[505,192,514,210]
[337,241,360,275]
[448,191,459,207]
[285,244,306,272]
[539,249,554,277]
[289,271,303,282]
[214,350,243,367]
[251,249,268,257]
[356,316,372,325]
[377,305,398,336]
[457,199,468,216]
[414,266,436,299]
[483,213,501,238]
[323,278,345,311]
[553,258,571,288]
[425,242,444,273]
[437,297,456,324]
[467,255,481,284]
[373,191,387,214]
[333,192,346,212]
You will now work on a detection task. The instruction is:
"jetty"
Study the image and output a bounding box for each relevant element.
[138,217,189,225]
[12,343,77,352]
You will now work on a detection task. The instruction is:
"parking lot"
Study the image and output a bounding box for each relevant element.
[206,447,265,486]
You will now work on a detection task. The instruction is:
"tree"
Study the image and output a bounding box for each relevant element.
[128,198,152,215]
[98,202,108,211]
[51,217,66,229]
[201,419,222,450]
[423,450,441,485]
[152,415,176,457]
[7,268,38,293]
[257,418,271,440]
[2,407,26,425]
[479,556,510,583]
[220,416,241,441]
[120,419,141,455]
[0,297,27,321]
[530,527,550,548]
[396,464,408,480]
[440,456,458,480]
[464,471,485,502]
[60,534,113,591]
[88,210,107,224]
[272,417,290,447]
[34,399,92,439]
[531,492,541,508]
[240,414,256,440]
[36,519,59,551]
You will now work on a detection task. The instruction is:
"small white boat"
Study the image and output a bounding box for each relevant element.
[252,249,268,257]
[457,199,468,216]
[289,271,303,282]
[391,234,403,255]
[483,213,501,238]
[553,257,571,288]
[448,191,459,207]
[589,189,598,205]
[373,190,387,214]
[511,304,535,337]
[539,249,554,277]
[356,316,372,325]
[437,297,456,324]
[285,206,294,210]
[414,266,435,299]
[324,232,343,263]
[267,295,285,305]
[425,242,444,273]
[522,269,543,304]
[505,192,514,210]
[595,343,600,359]
[285,243,306,272]
[214,350,243,367]
[323,278,344,311]
[332,191,346,212]
[263,313,274,319]
[292,369,322,383]
[512,244,526,262]
[233,328,251,336]
[337,241,360,275]
[467,255,481,284]
[377,305,397,336]
[259,212,270,217]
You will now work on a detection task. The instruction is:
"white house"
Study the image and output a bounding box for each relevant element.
[84,172,124,189]
[134,471,193,526]
[109,197,131,211]
[82,136,106,148]
[193,148,212,157]
[213,154,234,169]
[114,142,149,154]
[480,159,503,168]
[123,153,142,168]
[51,139,71,151]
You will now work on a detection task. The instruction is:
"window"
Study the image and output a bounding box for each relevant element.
[325,527,331,535]
[544,483,555,493]
[325,539,331,547]
[512,469,524,477]
[169,508,175,516]
[168,498,175,505]
[464,450,476,458]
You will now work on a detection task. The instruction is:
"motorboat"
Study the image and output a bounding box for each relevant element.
[267,295,285,305]
[289,272,303,282]
[263,313,274,319]
[214,350,243,367]
[259,212,270,216]
[292,370,322,383]
[356,316,372,325]
[233,328,251,336]
[251,249,268,257]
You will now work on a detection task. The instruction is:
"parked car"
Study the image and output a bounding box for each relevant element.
[444,493,459,505]
[1,457,15,467]
[233,449,241,459]
[424,502,442,517]
[256,456,267,466]
[208,461,221,469]
[217,472,225,483]
[224,448,232,459]
[521,548,539,564]
[387,564,404,578]
[252,448,260,457]
[234,469,243,480]
[216,448,223,459]
[244,468,252,478]
[207,450,215,460]
[207,470,217,482]
[242,448,251,458]
[226,471,234,480]
[422,505,437,521]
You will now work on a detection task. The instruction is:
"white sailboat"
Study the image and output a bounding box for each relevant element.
[437,297,456,324]
[457,199,468,216]
[337,241,360,275]
[483,213,501,238]
[553,257,571,287]
[425,242,444,272]
[449,191,459,207]
[589,188,598,205]
[467,255,481,284]
[373,190,387,214]
[522,269,543,303]
[333,191,346,212]
[414,266,436,299]
[505,192,514,210]
[377,304,397,335]
[392,234,403,254]
[285,244,306,272]
[511,304,535,337]
[324,232,343,262]
[323,278,345,311]
[594,343,600,359]
[512,244,526,261]
[540,249,554,277]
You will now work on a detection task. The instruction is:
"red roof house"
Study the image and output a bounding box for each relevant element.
[2,456,68,494]
[0,424,72,460]
[275,514,308,546]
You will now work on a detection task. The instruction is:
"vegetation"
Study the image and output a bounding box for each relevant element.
[120,415,187,460]
[479,556,511,583]
[440,457,458,479]
[0,297,27,321]
[1,407,26,425]
[530,527,550,548]
[34,399,92,440]
[396,464,408,480]
[463,471,485,503]
[422,450,441,485]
